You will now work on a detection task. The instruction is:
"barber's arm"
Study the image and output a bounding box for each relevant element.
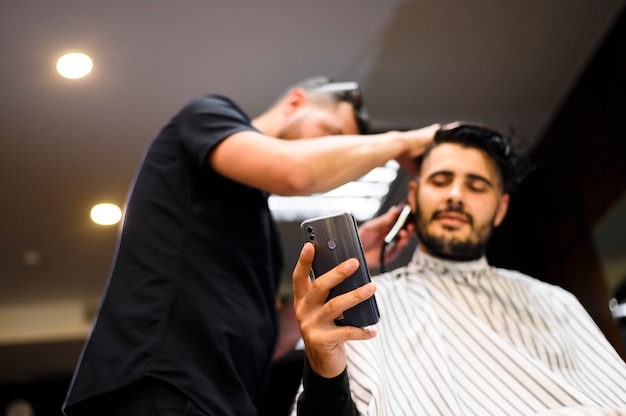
[292,243,377,415]
[209,124,440,196]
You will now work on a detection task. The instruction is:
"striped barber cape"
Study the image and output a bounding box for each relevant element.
[340,250,626,415]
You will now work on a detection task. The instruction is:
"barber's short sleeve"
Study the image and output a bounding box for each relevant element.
[176,94,256,166]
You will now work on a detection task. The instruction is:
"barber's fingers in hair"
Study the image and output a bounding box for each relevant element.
[440,121,461,130]
[412,122,441,139]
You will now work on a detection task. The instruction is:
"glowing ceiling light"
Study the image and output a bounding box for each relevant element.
[90,203,122,225]
[56,52,93,79]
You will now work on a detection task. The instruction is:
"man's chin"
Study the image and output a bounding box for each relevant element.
[431,227,468,241]
[419,233,481,261]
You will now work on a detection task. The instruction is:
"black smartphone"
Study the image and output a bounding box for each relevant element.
[300,212,380,328]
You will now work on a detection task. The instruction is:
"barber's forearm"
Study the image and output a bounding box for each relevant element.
[283,131,409,195]
[280,124,439,195]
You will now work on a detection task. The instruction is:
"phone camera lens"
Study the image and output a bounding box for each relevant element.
[307,226,314,233]
[308,234,315,241]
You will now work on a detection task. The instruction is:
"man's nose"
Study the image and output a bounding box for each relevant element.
[447,182,464,201]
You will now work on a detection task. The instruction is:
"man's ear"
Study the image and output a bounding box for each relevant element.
[493,193,510,227]
[407,180,419,213]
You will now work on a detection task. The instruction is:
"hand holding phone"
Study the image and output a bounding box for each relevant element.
[300,212,380,328]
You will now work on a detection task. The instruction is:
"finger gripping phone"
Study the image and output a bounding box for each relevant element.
[300,212,380,328]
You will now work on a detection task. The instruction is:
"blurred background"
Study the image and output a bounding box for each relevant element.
[1,1,625,414]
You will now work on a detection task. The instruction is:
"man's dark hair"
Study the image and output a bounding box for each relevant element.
[418,122,529,193]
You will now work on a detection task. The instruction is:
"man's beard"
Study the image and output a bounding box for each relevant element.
[415,203,494,261]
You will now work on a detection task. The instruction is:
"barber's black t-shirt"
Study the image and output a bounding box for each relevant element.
[64,95,283,415]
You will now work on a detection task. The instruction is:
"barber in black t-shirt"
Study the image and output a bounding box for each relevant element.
[62,76,439,416]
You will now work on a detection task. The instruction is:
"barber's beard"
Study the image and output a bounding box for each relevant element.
[415,204,494,261]
[276,115,305,140]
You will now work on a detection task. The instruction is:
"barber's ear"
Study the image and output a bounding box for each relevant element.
[282,88,308,116]
[493,193,510,227]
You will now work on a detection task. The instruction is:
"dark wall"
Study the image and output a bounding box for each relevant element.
[488,6,626,358]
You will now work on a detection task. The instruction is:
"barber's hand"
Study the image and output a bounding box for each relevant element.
[292,243,377,378]
[394,123,440,176]
[359,206,414,269]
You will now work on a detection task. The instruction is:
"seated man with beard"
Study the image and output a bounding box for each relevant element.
[290,123,626,415]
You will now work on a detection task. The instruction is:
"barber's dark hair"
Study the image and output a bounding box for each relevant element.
[280,76,370,134]
[283,76,336,92]
[419,122,529,193]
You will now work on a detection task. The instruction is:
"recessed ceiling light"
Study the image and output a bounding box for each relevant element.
[6,399,34,416]
[22,249,42,268]
[90,203,122,225]
[56,52,93,79]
